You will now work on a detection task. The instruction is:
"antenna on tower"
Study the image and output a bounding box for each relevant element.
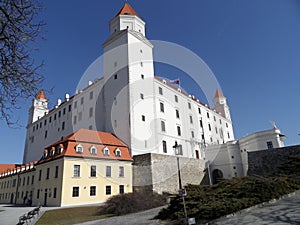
[269,120,278,129]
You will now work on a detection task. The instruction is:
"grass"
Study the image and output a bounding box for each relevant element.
[35,206,111,225]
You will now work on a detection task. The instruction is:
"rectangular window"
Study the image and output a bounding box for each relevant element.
[81,97,84,105]
[72,187,79,197]
[73,165,80,177]
[114,74,118,79]
[44,130,47,139]
[119,185,125,194]
[175,95,178,103]
[74,101,77,109]
[214,116,216,121]
[215,127,218,134]
[27,176,30,185]
[106,186,111,195]
[188,102,191,109]
[58,111,61,118]
[141,74,144,79]
[159,87,163,95]
[208,124,211,131]
[142,115,145,121]
[53,188,57,198]
[68,105,72,112]
[89,91,93,100]
[73,115,77,125]
[78,112,82,121]
[46,168,50,180]
[119,166,124,177]
[161,121,166,132]
[162,140,167,153]
[44,119,47,126]
[190,115,193,124]
[38,170,42,181]
[106,166,111,177]
[49,116,52,123]
[54,113,57,120]
[177,126,181,136]
[160,102,164,112]
[207,112,210,118]
[198,108,201,114]
[89,107,93,117]
[267,141,273,149]
[63,108,66,115]
[62,121,65,130]
[37,189,40,199]
[90,186,96,196]
[55,166,59,178]
[199,119,203,128]
[140,93,144,99]
[90,165,96,177]
[191,131,195,138]
[176,109,180,119]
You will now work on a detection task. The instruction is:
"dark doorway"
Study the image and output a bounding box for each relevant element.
[10,193,14,204]
[212,169,223,184]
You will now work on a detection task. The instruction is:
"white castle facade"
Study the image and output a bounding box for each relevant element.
[22,3,286,186]
[23,4,234,164]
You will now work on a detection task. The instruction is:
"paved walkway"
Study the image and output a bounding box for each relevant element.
[211,191,300,225]
[75,206,167,225]
[0,204,39,225]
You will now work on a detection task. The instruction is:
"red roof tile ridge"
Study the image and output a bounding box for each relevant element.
[115,3,139,18]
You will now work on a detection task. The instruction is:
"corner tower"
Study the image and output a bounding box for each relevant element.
[100,3,155,154]
[213,90,231,121]
[28,90,49,124]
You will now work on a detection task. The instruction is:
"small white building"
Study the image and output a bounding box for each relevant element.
[205,126,286,183]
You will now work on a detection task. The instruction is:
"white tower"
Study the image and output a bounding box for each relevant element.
[101,3,156,155]
[28,90,49,124]
[213,90,231,121]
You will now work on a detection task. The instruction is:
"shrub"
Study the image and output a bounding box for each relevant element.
[99,190,168,216]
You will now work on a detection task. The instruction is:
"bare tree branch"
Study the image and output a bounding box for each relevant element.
[0,0,44,127]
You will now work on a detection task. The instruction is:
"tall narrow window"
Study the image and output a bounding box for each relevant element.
[90,186,96,196]
[175,95,178,103]
[46,168,50,180]
[53,188,57,198]
[162,140,167,153]
[106,186,111,195]
[267,141,273,149]
[177,126,181,136]
[188,102,191,109]
[38,170,42,181]
[198,108,201,114]
[72,187,79,197]
[89,107,93,117]
[142,115,145,121]
[207,112,210,118]
[159,87,163,95]
[90,165,96,177]
[73,165,80,177]
[55,166,59,178]
[119,166,124,177]
[119,185,125,194]
[191,131,195,138]
[208,124,211,131]
[160,102,164,112]
[176,109,180,119]
[190,116,193,124]
[199,119,203,128]
[89,91,93,100]
[161,121,166,132]
[106,166,111,177]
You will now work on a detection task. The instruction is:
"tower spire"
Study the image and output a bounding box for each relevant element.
[115,3,139,18]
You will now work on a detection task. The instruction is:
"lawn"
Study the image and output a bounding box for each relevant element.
[35,206,111,225]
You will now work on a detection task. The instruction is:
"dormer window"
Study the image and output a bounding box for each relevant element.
[103,147,110,156]
[50,148,55,156]
[43,150,48,158]
[90,146,97,155]
[76,144,83,154]
[115,148,121,157]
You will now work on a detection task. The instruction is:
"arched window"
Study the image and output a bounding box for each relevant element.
[115,148,121,157]
[103,147,110,156]
[90,146,97,155]
[76,144,83,153]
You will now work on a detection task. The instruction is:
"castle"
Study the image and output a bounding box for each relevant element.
[0,3,286,206]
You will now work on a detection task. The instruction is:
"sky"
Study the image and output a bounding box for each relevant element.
[1,0,300,164]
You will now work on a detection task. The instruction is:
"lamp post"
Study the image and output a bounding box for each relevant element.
[173,141,188,224]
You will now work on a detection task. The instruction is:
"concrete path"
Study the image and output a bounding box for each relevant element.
[0,204,38,225]
[75,206,167,225]
[211,191,300,225]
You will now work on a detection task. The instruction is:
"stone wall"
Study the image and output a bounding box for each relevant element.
[247,145,300,176]
[133,153,205,194]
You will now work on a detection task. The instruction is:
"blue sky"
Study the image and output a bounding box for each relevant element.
[1,0,300,164]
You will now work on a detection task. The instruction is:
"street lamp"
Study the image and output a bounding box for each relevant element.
[173,141,188,224]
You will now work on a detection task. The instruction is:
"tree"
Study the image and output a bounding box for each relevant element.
[0,0,44,126]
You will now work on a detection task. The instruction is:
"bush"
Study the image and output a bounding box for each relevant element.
[99,190,168,216]
[156,176,300,223]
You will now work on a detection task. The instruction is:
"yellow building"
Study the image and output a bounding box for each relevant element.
[0,129,133,206]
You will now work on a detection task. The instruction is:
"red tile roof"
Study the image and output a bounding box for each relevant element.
[0,164,17,174]
[36,90,46,99]
[214,89,225,98]
[39,129,132,163]
[115,3,139,18]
